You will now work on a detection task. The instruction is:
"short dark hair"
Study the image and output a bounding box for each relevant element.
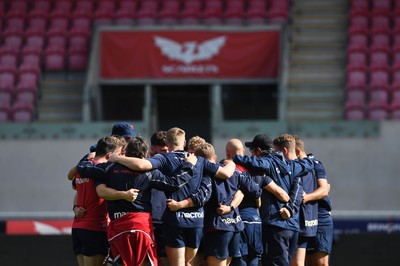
[95,136,118,157]
[125,136,149,158]
[150,131,167,146]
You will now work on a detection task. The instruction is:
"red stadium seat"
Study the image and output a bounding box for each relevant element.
[17,64,40,90]
[44,46,66,71]
[0,100,11,122]
[27,9,48,31]
[349,9,369,30]
[372,0,391,12]
[67,47,88,71]
[69,28,91,50]
[49,9,70,31]
[345,99,366,120]
[346,65,368,90]
[203,0,223,25]
[9,0,29,13]
[159,0,180,25]
[369,65,391,91]
[137,4,158,26]
[93,9,114,27]
[31,0,52,12]
[75,0,95,12]
[71,9,92,31]
[347,44,368,68]
[15,81,38,104]
[25,28,46,50]
[53,0,74,12]
[389,90,400,119]
[369,46,390,69]
[3,27,24,50]
[224,0,245,25]
[11,100,34,122]
[97,0,117,11]
[347,88,367,104]
[114,9,136,26]
[370,28,391,51]
[268,8,289,24]
[119,0,138,12]
[0,65,17,104]
[350,0,369,12]
[370,9,391,31]
[5,10,26,31]
[180,0,202,25]
[21,46,43,67]
[367,101,389,120]
[246,4,267,25]
[47,28,68,49]
[348,27,369,48]
[0,46,19,68]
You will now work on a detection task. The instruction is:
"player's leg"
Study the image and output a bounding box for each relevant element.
[83,254,106,266]
[76,254,84,266]
[312,252,329,266]
[290,248,306,266]
[165,246,185,266]
[207,256,230,266]
[183,227,203,266]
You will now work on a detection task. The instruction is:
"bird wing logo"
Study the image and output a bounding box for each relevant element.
[154,35,226,64]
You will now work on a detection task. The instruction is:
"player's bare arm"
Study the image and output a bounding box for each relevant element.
[96,184,139,202]
[108,152,153,171]
[264,181,290,203]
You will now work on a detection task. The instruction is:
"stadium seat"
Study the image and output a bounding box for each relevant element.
[21,46,43,67]
[25,27,46,50]
[394,8,400,28]
[9,0,29,13]
[3,27,24,49]
[369,65,391,91]
[75,0,95,12]
[53,0,74,12]
[17,64,40,90]
[394,27,400,46]
[5,10,26,31]
[370,9,391,31]
[69,28,91,50]
[15,81,38,105]
[369,46,390,69]
[371,0,391,12]
[93,9,114,27]
[31,0,52,12]
[49,9,70,31]
[0,65,17,104]
[27,9,48,31]
[47,28,68,49]
[370,28,391,51]
[0,100,11,122]
[268,8,289,24]
[350,0,369,12]
[346,65,368,90]
[137,3,158,26]
[44,46,66,71]
[71,9,92,31]
[347,44,368,68]
[67,47,88,71]
[97,0,117,11]
[159,0,180,25]
[367,101,389,120]
[11,100,34,122]
[246,0,268,25]
[348,27,369,49]
[389,91,400,119]
[114,9,136,26]
[224,0,245,25]
[119,0,138,12]
[180,0,202,25]
[345,99,366,120]
[203,0,223,25]
[0,46,19,68]
[347,88,367,103]
[349,9,369,30]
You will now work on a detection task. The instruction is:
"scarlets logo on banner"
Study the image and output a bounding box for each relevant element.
[7,220,72,235]
[154,35,226,74]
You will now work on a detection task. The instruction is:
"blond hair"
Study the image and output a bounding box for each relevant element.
[188,136,206,152]
[273,134,296,151]
[194,142,216,161]
[166,127,186,147]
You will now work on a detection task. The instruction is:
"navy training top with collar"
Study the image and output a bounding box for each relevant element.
[147,151,220,228]
[76,160,195,221]
[233,152,311,231]
[308,154,333,225]
[203,168,262,233]
[299,161,318,237]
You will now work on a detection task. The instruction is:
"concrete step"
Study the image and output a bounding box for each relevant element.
[290,41,347,50]
[286,109,344,121]
[291,31,347,42]
[287,90,344,99]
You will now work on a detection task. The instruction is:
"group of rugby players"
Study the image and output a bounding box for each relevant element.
[68,122,333,266]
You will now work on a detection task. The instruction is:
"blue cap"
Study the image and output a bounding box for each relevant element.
[89,144,97,153]
[111,122,137,138]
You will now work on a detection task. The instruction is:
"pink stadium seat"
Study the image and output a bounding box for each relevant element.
[346,65,368,90]
[9,0,29,13]
[0,65,17,104]
[21,46,43,67]
[246,0,267,25]
[348,27,369,49]
[203,0,223,25]
[6,10,26,31]
[53,0,74,12]
[350,0,369,12]
[93,9,114,27]
[140,0,159,10]
[345,99,366,120]
[268,8,289,24]
[270,0,289,9]
[347,88,367,103]
[25,28,46,50]
[11,100,34,122]
[27,9,48,31]
[67,47,88,71]
[369,89,389,107]
[69,28,91,50]
[44,46,66,71]
[137,3,158,26]
[394,27,400,46]
[114,9,136,26]
[47,28,68,48]
[349,9,369,30]
[389,91,400,119]
[371,0,391,12]
[0,46,19,68]
[97,0,116,11]
[370,28,391,51]
[15,81,38,104]
[224,0,245,25]
[367,101,389,120]
[31,0,52,12]
[71,9,92,31]
[370,9,391,31]
[17,64,40,90]
[3,27,24,49]
[369,65,391,91]
[75,0,95,12]
[49,9,70,31]
[0,100,11,122]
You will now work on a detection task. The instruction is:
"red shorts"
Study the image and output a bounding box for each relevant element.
[108,212,158,266]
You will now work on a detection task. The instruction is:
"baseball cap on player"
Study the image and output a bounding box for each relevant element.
[111,122,137,138]
[245,134,273,151]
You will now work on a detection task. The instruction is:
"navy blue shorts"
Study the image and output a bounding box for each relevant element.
[163,225,203,249]
[153,223,167,257]
[72,228,108,256]
[307,222,334,254]
[203,230,241,259]
[298,236,314,249]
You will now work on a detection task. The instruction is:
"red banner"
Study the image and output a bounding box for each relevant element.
[100,30,280,79]
[6,220,72,235]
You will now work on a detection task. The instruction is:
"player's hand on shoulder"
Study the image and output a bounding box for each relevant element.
[185,153,198,166]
